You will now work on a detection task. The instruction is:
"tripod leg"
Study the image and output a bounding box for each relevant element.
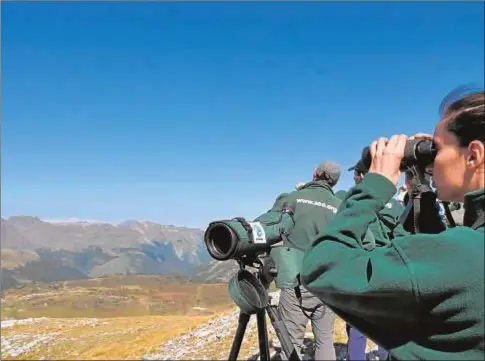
[229,312,251,361]
[257,310,270,361]
[265,305,300,361]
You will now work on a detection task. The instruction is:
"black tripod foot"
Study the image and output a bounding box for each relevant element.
[265,305,300,361]
[229,312,251,360]
[257,311,270,361]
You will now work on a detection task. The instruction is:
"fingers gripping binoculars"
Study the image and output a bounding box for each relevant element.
[361,138,437,171]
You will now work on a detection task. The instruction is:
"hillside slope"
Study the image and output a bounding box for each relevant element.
[143,291,380,361]
[1,216,212,289]
[1,290,381,360]
[192,259,240,283]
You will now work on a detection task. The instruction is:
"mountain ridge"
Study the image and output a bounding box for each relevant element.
[1,215,214,290]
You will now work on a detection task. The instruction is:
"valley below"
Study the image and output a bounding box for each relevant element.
[1,275,237,360]
[1,275,375,360]
[1,216,377,360]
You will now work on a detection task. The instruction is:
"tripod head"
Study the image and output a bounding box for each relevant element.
[226,253,301,361]
[228,254,278,315]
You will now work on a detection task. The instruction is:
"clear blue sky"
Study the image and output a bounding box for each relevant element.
[2,2,484,228]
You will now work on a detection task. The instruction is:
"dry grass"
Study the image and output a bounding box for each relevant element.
[1,276,233,320]
[1,276,236,359]
[334,317,348,344]
[1,275,374,360]
[1,312,371,360]
[154,308,356,360]
[2,315,216,360]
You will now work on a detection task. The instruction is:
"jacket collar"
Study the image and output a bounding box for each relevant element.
[299,180,334,195]
[463,187,485,229]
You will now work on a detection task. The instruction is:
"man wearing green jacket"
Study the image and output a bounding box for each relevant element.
[336,159,404,360]
[268,160,343,360]
[353,159,405,244]
[336,158,405,248]
[300,88,484,360]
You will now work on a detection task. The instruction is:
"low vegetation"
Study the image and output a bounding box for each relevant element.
[1,275,233,320]
[1,275,364,360]
[1,249,40,269]
[1,275,235,360]
[2,314,216,360]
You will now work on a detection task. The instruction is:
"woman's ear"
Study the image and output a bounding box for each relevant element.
[466,140,485,169]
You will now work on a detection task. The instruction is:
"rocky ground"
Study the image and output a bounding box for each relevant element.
[1,317,113,359]
[1,291,382,360]
[142,291,381,361]
[0,314,212,360]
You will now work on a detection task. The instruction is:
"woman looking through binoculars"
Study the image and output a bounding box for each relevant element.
[300,87,484,360]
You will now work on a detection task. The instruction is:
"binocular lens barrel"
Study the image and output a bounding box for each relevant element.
[415,139,437,166]
[204,222,238,261]
[361,139,436,171]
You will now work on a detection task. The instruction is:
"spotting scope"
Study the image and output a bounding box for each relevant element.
[203,202,296,262]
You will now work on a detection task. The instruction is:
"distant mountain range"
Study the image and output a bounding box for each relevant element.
[1,216,238,290]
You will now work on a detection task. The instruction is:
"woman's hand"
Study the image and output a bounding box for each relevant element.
[368,134,408,186]
[409,133,433,141]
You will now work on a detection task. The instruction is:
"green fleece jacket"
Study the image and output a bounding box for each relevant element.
[301,173,484,360]
[268,181,341,252]
[336,189,404,247]
[264,181,342,288]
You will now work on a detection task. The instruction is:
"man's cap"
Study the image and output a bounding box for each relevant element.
[295,182,306,190]
[314,161,341,186]
[348,159,369,173]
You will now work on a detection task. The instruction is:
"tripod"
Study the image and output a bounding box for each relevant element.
[227,256,301,361]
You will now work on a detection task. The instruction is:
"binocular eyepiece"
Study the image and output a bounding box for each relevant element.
[361,138,436,171]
